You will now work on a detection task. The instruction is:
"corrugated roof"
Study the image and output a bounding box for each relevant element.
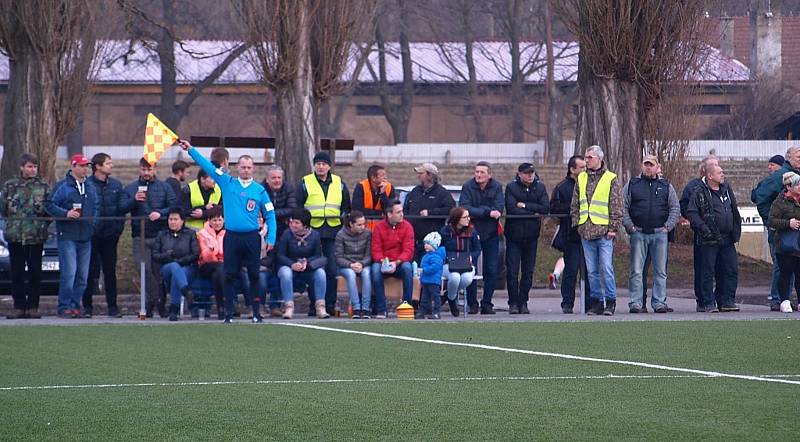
[0,39,749,85]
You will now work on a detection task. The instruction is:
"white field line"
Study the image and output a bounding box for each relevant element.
[4,374,800,392]
[279,323,800,387]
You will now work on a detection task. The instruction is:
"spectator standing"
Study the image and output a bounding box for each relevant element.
[46,154,99,318]
[276,209,328,319]
[504,162,549,314]
[335,211,372,319]
[352,164,396,230]
[124,157,177,318]
[754,149,800,311]
[197,207,227,319]
[151,208,199,321]
[440,207,481,317]
[84,153,134,318]
[297,151,351,316]
[403,163,455,264]
[261,165,296,315]
[549,155,586,313]
[767,171,800,313]
[0,153,50,319]
[181,140,277,323]
[459,161,504,315]
[371,201,415,318]
[165,160,190,198]
[686,164,742,312]
[570,145,622,316]
[182,168,222,230]
[680,155,720,309]
[622,155,680,314]
[417,231,446,319]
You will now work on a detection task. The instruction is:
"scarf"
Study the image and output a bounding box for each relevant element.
[292,227,312,247]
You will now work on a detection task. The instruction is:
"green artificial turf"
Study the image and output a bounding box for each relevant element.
[0,321,797,441]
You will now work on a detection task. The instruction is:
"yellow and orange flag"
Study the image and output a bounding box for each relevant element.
[143,113,179,165]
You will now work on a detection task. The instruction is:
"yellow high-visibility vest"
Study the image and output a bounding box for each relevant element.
[303,174,343,228]
[186,179,221,230]
[577,170,616,225]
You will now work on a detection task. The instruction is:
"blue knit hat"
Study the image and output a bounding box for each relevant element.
[423,231,441,249]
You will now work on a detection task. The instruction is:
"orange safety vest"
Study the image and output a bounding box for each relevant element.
[360,179,393,230]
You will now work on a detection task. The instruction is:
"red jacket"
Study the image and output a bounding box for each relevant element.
[371,219,415,262]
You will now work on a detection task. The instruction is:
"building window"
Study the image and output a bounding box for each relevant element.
[698,104,731,115]
[356,105,384,116]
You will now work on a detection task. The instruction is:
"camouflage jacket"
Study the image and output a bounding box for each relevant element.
[0,176,51,245]
[570,162,623,241]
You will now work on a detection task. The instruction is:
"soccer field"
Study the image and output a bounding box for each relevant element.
[1,320,798,441]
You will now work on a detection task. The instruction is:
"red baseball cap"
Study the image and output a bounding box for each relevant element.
[70,154,91,166]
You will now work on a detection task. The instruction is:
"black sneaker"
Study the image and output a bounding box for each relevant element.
[252,315,263,323]
[157,304,168,318]
[468,305,480,315]
[448,299,460,317]
[562,306,573,314]
[519,304,530,314]
[82,309,93,319]
[223,317,233,324]
[587,301,604,316]
[629,306,643,314]
[719,304,740,312]
[108,306,122,318]
[770,304,781,312]
[654,305,669,314]
[508,304,520,315]
[428,313,441,320]
[415,311,426,320]
[602,300,616,316]
[480,306,496,315]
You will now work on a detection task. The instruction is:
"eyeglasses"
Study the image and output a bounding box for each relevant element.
[460,215,470,219]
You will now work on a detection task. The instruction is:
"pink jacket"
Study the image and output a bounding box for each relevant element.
[197,222,225,266]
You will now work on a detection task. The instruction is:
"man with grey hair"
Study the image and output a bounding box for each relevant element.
[754,146,800,310]
[680,155,719,309]
[404,163,455,264]
[570,145,623,315]
[261,164,296,316]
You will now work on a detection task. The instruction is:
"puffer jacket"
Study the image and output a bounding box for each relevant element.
[45,171,99,242]
[197,222,225,266]
[755,162,800,222]
[334,227,372,268]
[686,179,741,246]
[0,175,50,245]
[504,175,549,241]
[371,219,415,262]
[439,224,482,265]
[459,177,504,240]
[262,180,297,240]
[124,177,176,239]
[420,246,446,285]
[570,162,623,241]
[151,226,199,266]
[276,228,327,270]
[89,174,134,238]
[768,192,800,253]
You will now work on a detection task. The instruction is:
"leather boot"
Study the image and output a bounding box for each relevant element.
[168,304,179,321]
[283,301,295,319]
[27,308,41,319]
[448,298,460,317]
[603,300,616,316]
[315,300,330,319]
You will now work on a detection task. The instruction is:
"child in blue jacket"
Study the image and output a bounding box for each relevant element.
[418,231,446,319]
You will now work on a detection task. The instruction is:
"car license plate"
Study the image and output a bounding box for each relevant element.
[41,262,59,271]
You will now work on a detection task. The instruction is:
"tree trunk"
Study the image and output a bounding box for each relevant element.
[0,32,59,184]
[461,2,485,143]
[575,55,643,184]
[65,116,84,158]
[274,6,315,183]
[544,0,563,164]
[158,0,178,129]
[508,0,524,143]
[375,1,413,145]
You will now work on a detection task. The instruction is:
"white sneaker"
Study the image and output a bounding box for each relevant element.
[780,300,793,313]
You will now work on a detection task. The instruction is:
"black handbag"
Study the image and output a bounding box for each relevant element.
[447,230,473,273]
[778,229,800,255]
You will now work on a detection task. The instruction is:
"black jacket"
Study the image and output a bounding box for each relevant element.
[504,175,549,242]
[124,178,177,238]
[89,175,135,238]
[680,177,704,219]
[550,175,579,250]
[402,182,455,240]
[624,175,672,234]
[352,180,397,219]
[262,180,297,240]
[151,227,200,266]
[686,179,742,245]
[459,178,504,240]
[276,228,328,271]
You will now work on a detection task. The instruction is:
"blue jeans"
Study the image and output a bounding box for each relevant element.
[338,266,372,311]
[277,266,326,303]
[581,236,616,301]
[467,236,499,309]
[444,265,475,301]
[421,283,441,315]
[628,231,668,309]
[256,271,282,309]
[371,261,413,314]
[159,262,194,305]
[57,239,92,313]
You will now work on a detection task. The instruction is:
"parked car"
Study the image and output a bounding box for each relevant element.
[395,185,507,290]
[0,220,60,295]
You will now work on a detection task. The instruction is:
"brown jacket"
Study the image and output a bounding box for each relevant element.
[768,192,800,252]
[570,162,623,240]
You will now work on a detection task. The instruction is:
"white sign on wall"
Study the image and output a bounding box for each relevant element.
[739,206,764,233]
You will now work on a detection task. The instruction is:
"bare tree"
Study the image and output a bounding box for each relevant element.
[645,86,698,194]
[706,79,799,139]
[553,0,708,183]
[319,43,373,138]
[0,0,112,184]
[117,0,249,131]
[235,0,376,181]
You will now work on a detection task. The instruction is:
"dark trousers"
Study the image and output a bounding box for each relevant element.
[84,235,120,312]
[776,253,800,303]
[467,236,499,309]
[321,237,338,310]
[560,240,585,309]
[699,242,738,308]
[505,237,538,307]
[420,283,441,315]
[198,262,225,307]
[223,231,261,318]
[9,243,43,310]
[692,242,702,306]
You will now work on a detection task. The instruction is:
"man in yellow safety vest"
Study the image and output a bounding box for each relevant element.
[570,145,623,316]
[181,168,222,230]
[297,151,351,316]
